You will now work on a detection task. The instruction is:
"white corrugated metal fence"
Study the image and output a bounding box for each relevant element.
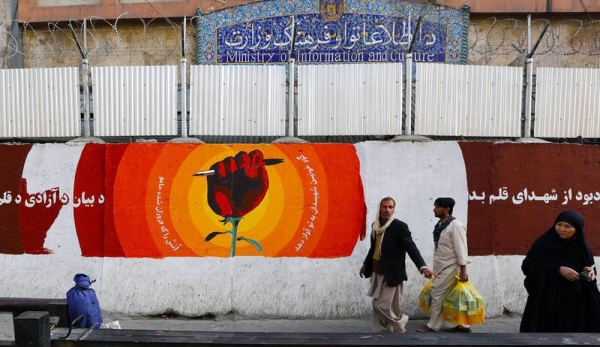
[535,67,600,138]
[92,65,179,137]
[297,63,403,136]
[3,63,600,139]
[414,63,523,137]
[189,64,287,137]
[0,67,80,138]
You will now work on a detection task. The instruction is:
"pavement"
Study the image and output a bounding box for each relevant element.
[1,312,521,341]
[9,312,600,346]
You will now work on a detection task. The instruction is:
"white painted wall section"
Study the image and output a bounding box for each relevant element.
[22,143,85,255]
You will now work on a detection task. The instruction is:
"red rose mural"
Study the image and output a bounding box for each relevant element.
[194,150,284,257]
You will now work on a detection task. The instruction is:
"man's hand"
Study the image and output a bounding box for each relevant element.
[422,268,437,279]
[458,264,468,282]
[359,264,365,278]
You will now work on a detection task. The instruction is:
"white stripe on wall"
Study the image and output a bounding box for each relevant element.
[22,143,85,255]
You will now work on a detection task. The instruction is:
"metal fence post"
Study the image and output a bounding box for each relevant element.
[287,58,296,137]
[181,58,188,138]
[404,53,413,135]
[180,17,188,138]
[523,57,533,137]
[82,58,91,137]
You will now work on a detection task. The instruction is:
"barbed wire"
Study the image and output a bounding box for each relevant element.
[1,15,200,68]
[469,17,600,58]
[2,15,600,68]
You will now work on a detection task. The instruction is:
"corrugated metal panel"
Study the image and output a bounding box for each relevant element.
[189,65,286,136]
[0,67,80,138]
[414,63,522,137]
[535,67,600,138]
[297,63,402,136]
[92,66,178,137]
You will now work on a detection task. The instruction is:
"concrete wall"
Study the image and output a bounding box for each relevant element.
[437,0,600,13]
[16,0,600,23]
[468,16,600,69]
[13,1,600,70]
[0,141,599,319]
[0,0,11,68]
[21,21,198,69]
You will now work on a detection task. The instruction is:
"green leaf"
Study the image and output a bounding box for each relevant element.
[237,237,263,253]
[204,230,232,242]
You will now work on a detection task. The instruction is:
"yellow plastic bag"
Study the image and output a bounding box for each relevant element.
[419,279,433,314]
[442,276,486,325]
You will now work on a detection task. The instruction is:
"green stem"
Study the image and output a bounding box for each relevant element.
[229,217,242,257]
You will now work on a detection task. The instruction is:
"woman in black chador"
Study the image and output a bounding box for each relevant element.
[520,210,600,332]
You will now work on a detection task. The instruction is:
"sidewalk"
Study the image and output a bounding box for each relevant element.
[101,314,521,334]
[0,312,521,340]
[136,316,516,333]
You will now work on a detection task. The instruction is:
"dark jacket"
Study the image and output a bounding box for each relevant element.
[363,218,427,287]
[520,211,600,332]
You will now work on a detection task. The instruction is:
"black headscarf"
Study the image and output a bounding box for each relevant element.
[522,211,594,277]
[520,210,600,332]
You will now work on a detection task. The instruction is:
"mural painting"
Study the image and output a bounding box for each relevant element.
[1,142,599,259]
[459,142,600,257]
[0,143,366,258]
[196,0,468,64]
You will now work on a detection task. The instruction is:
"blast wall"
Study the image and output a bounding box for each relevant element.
[0,141,598,318]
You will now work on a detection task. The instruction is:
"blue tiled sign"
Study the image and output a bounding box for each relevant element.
[196,0,467,65]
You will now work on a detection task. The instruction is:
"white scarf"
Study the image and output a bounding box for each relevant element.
[373,198,395,235]
[372,211,394,255]
[372,214,393,236]
[372,204,394,256]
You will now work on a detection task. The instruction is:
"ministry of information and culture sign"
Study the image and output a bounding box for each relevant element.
[195,0,469,65]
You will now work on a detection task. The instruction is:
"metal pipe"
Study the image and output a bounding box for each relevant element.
[404,53,413,135]
[287,58,295,137]
[82,59,91,137]
[8,0,22,68]
[180,18,188,138]
[287,15,296,137]
[527,14,531,55]
[523,58,533,138]
[84,18,87,55]
[182,17,186,58]
[180,58,188,138]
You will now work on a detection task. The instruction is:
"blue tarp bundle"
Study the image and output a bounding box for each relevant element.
[66,273,103,329]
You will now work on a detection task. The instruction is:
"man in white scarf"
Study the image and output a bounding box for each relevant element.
[360,197,434,333]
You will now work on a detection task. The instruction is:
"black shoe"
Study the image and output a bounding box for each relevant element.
[444,325,471,333]
[416,325,436,333]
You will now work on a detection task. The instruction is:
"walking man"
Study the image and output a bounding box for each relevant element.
[416,197,471,333]
[360,197,434,333]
